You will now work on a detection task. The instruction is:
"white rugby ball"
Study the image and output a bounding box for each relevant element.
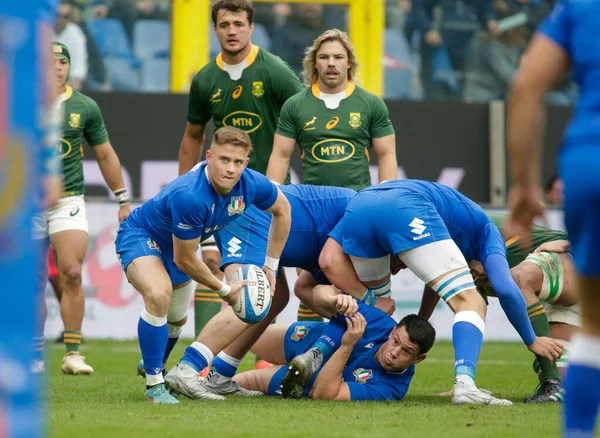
[231,264,272,324]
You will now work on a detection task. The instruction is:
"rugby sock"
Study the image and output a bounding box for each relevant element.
[63,330,82,353]
[181,341,213,373]
[452,311,485,387]
[310,320,346,369]
[31,337,44,361]
[138,309,168,387]
[212,352,241,378]
[527,302,561,381]
[162,324,182,368]
[297,303,323,322]
[563,333,600,437]
[194,287,222,338]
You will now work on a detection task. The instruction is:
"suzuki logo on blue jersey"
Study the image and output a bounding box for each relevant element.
[227,237,242,257]
[410,217,431,241]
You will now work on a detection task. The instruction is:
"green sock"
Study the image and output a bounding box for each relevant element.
[194,288,223,338]
[64,330,82,353]
[527,302,561,381]
[297,303,323,322]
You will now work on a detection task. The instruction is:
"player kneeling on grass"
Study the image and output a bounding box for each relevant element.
[115,126,291,404]
[233,285,435,401]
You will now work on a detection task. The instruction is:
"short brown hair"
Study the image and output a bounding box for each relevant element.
[211,126,253,154]
[302,29,359,87]
[211,0,254,26]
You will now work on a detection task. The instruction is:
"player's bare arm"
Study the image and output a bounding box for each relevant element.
[319,238,369,300]
[262,188,292,291]
[179,122,206,175]
[507,35,570,248]
[91,142,130,222]
[266,134,296,184]
[372,134,398,183]
[535,239,571,253]
[172,235,246,306]
[417,285,441,320]
[312,285,358,318]
[309,313,366,401]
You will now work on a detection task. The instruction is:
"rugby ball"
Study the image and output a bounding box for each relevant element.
[231,264,272,324]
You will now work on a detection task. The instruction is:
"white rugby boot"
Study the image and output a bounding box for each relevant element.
[452,381,513,406]
[204,370,264,397]
[165,363,225,401]
[61,352,94,375]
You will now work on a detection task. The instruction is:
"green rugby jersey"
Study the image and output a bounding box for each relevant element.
[489,213,568,267]
[276,83,394,191]
[58,86,109,197]
[187,45,303,175]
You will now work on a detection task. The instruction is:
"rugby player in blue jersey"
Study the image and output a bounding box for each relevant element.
[232,286,435,401]
[319,180,563,406]
[508,1,600,434]
[163,184,397,399]
[115,127,291,404]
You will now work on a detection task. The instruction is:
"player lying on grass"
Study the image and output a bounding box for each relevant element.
[232,285,435,401]
[418,214,579,403]
[318,180,564,406]
[115,127,291,404]
[161,184,396,400]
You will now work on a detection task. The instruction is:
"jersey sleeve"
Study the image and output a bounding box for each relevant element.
[83,98,109,146]
[248,171,279,211]
[347,378,409,401]
[478,223,507,262]
[275,98,298,139]
[368,96,395,139]
[538,1,571,53]
[170,190,207,240]
[187,70,213,126]
[269,58,304,107]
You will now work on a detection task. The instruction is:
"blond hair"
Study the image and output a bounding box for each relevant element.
[211,126,253,155]
[301,28,359,87]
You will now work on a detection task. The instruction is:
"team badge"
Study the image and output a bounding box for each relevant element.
[252,81,265,97]
[210,88,222,103]
[228,196,245,216]
[68,113,81,128]
[291,325,309,341]
[303,116,317,131]
[147,238,161,252]
[353,368,372,384]
[348,113,362,128]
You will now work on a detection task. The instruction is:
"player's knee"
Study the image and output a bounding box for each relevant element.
[144,288,172,313]
[448,288,487,317]
[60,263,83,288]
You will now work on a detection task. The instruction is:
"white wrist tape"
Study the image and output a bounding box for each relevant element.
[264,256,279,271]
[217,281,231,297]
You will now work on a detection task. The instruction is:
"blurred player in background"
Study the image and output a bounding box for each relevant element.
[177,0,303,355]
[49,42,130,375]
[420,214,579,402]
[266,28,398,323]
[507,1,600,435]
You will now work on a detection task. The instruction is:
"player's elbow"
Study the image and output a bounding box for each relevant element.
[173,254,192,274]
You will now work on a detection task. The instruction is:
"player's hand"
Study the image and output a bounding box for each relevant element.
[342,313,366,347]
[118,203,131,223]
[468,260,487,281]
[224,280,249,307]
[535,240,571,254]
[43,175,62,209]
[528,336,563,364]
[507,184,545,251]
[334,294,358,317]
[262,266,276,296]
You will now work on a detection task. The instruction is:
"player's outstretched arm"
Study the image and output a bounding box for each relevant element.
[417,285,440,320]
[265,134,296,184]
[312,285,359,319]
[173,235,246,306]
[372,134,397,183]
[179,122,206,175]
[91,142,130,222]
[309,313,366,401]
[263,189,292,291]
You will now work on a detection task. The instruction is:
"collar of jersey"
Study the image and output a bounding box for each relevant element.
[63,85,73,101]
[311,82,355,99]
[216,44,260,70]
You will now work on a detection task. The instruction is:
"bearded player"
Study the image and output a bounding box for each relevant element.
[49,42,130,374]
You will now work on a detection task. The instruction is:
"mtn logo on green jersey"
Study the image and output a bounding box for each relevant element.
[56,138,73,158]
[311,139,355,163]
[222,111,263,133]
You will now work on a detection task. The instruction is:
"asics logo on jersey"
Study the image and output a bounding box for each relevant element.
[303,116,317,131]
[227,237,242,257]
[409,217,431,241]
[326,116,339,130]
[69,206,80,217]
[232,85,243,99]
[210,88,222,103]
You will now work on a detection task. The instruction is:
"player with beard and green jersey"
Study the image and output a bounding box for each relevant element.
[177,0,303,367]
[46,42,130,375]
[419,213,580,403]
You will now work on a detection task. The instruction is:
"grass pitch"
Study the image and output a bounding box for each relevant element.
[48,340,562,438]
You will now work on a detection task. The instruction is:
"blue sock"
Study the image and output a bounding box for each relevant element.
[181,341,213,373]
[452,311,484,384]
[162,324,182,366]
[138,310,168,379]
[311,319,346,361]
[212,352,241,378]
[564,334,600,437]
